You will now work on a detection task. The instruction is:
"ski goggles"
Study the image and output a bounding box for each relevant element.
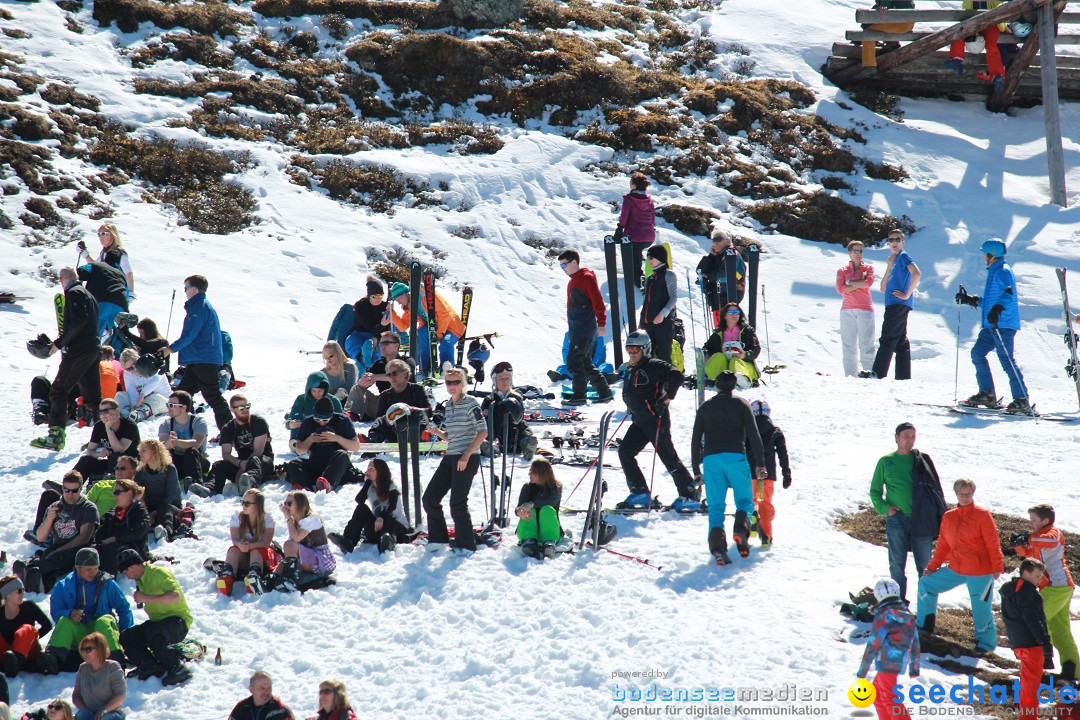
[492,361,513,376]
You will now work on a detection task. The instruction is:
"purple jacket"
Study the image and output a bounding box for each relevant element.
[619,191,655,244]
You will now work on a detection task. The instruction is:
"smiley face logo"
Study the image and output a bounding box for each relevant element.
[848,679,876,708]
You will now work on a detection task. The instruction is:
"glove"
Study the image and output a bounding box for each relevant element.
[694,470,703,485]
[955,290,979,307]
[1010,532,1029,547]
[782,472,792,489]
[1045,646,1055,670]
[613,224,625,243]
[988,304,1004,327]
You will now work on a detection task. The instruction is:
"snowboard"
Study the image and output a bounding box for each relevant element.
[561,385,600,400]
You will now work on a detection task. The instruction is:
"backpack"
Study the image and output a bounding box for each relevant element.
[220,331,234,366]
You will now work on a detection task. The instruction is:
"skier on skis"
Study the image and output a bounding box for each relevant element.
[746,400,791,549]
[557,250,613,405]
[619,331,697,511]
[955,238,1032,415]
[691,371,765,564]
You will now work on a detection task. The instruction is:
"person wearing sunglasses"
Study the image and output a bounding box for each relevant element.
[270,492,335,592]
[158,390,210,491]
[341,275,390,371]
[345,331,417,421]
[702,303,761,389]
[319,341,358,402]
[116,549,192,685]
[94,480,150,576]
[285,396,360,493]
[31,267,101,453]
[423,367,488,556]
[45,699,75,720]
[228,670,295,720]
[158,274,231,431]
[218,489,278,596]
[89,224,134,298]
[20,471,100,594]
[306,679,358,720]
[210,394,274,496]
[555,249,613,406]
[864,229,921,380]
[40,547,133,676]
[71,632,126,720]
[363,359,431,443]
[836,239,877,377]
[114,349,169,423]
[73,398,141,484]
[0,575,52,678]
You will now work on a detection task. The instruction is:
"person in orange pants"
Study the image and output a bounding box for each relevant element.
[946,2,1008,90]
[858,579,920,720]
[747,400,791,548]
[0,576,53,677]
[1000,559,1054,718]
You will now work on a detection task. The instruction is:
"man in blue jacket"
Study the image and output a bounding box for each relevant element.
[161,275,230,430]
[39,547,133,674]
[955,239,1031,415]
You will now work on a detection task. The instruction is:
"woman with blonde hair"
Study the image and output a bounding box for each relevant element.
[71,632,125,720]
[321,341,358,401]
[218,489,278,597]
[133,439,181,541]
[93,224,134,297]
[47,699,75,720]
[271,491,335,592]
[306,679,359,720]
[95,479,150,574]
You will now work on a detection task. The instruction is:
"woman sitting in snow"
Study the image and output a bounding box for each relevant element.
[328,458,411,555]
[133,439,181,541]
[703,302,761,388]
[94,479,150,575]
[115,349,171,422]
[515,458,563,560]
[271,491,335,592]
[320,341,358,402]
[217,489,278,596]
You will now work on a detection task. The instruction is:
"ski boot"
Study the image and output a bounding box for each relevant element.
[2,650,22,678]
[964,390,1001,408]
[274,557,300,592]
[709,527,732,566]
[542,540,557,559]
[758,530,772,550]
[30,426,65,451]
[732,510,752,558]
[31,400,49,426]
[314,476,332,493]
[671,496,702,513]
[328,532,354,554]
[944,57,964,75]
[130,403,152,422]
[1005,397,1034,416]
[244,567,264,595]
[378,534,396,553]
[521,538,540,559]
[216,569,234,597]
[616,492,653,510]
[161,663,193,686]
[24,566,44,594]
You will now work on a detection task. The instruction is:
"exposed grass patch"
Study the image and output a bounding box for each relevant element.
[849,88,905,122]
[93,0,253,36]
[20,197,62,229]
[523,235,564,259]
[864,159,909,182]
[749,191,915,245]
[821,175,854,192]
[369,246,444,284]
[129,33,234,69]
[407,120,503,155]
[0,103,52,141]
[252,0,449,27]
[289,156,435,214]
[39,83,101,111]
[658,204,721,238]
[135,73,305,115]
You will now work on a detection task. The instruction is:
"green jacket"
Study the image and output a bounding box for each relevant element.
[869,452,915,517]
[136,564,192,629]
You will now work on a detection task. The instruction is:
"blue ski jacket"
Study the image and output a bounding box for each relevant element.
[50,570,134,630]
[857,598,920,678]
[170,292,224,366]
[980,258,1020,330]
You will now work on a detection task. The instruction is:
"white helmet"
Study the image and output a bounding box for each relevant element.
[874,578,901,603]
[385,402,411,425]
[750,399,771,417]
[965,35,986,54]
[1007,20,1033,38]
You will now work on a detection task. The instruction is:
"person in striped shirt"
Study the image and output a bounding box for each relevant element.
[1012,503,1078,681]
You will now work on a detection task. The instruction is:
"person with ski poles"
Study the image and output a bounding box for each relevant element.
[618,331,697,511]
[691,371,766,564]
[955,238,1032,415]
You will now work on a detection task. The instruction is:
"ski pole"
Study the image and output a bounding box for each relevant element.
[564,413,627,504]
[761,285,772,370]
[647,405,666,516]
[165,289,177,338]
[954,305,961,406]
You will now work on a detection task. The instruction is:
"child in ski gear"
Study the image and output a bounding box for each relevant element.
[956,239,1031,414]
[616,172,656,289]
[26,471,100,593]
[1012,504,1078,680]
[115,348,170,421]
[94,479,150,576]
[423,368,488,555]
[691,371,766,564]
[702,303,760,387]
[621,331,697,509]
[0,575,53,678]
[866,230,920,380]
[158,391,210,486]
[388,282,465,372]
[32,268,101,453]
[1000,559,1053,717]
[160,275,230,431]
[515,459,563,559]
[285,397,360,493]
[319,341,358,401]
[916,478,1003,652]
[329,459,411,555]
[42,548,133,675]
[836,240,877,377]
[343,276,390,368]
[133,440,181,541]
[640,245,678,364]
[71,631,126,719]
[746,400,791,548]
[91,225,134,298]
[117,549,193,685]
[856,578,920,720]
[220,489,278,596]
[696,231,745,325]
[287,371,344,441]
[230,671,295,720]
[557,250,613,405]
[869,422,945,601]
[946,2,1007,90]
[210,394,274,495]
[273,492,336,589]
[73,399,140,482]
[480,363,538,460]
[307,679,359,720]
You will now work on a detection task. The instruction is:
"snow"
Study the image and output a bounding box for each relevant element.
[2,0,1080,718]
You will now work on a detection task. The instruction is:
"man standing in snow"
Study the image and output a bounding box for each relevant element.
[557,250,613,405]
[697,231,745,327]
[955,238,1032,415]
[869,422,946,601]
[836,240,876,377]
[864,229,920,380]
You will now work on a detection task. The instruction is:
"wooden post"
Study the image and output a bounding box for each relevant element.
[1039,0,1068,206]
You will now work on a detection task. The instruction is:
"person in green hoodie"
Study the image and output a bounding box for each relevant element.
[287,372,343,444]
[116,550,192,687]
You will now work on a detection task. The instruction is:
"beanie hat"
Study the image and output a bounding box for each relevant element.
[0,577,24,600]
[314,396,335,420]
[389,282,409,300]
[716,370,737,394]
[75,547,100,568]
[116,548,143,573]
[646,245,667,263]
[366,275,385,297]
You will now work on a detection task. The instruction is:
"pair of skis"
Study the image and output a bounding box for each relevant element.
[408,262,475,379]
[603,234,639,370]
[711,244,760,328]
[395,416,423,526]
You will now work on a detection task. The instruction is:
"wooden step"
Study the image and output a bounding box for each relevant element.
[829,41,1080,68]
[855,9,1080,23]
[846,29,1080,42]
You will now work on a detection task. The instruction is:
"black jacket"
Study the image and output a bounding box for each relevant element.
[703,323,761,363]
[481,390,532,449]
[78,262,129,309]
[353,298,388,335]
[1000,576,1052,651]
[747,415,790,481]
[55,281,99,351]
[691,392,764,473]
[228,696,294,720]
[622,357,682,426]
[910,450,946,540]
[96,500,150,559]
[517,482,562,511]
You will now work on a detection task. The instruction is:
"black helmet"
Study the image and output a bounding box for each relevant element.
[27,333,53,359]
[716,370,737,394]
[133,353,163,378]
[496,396,524,424]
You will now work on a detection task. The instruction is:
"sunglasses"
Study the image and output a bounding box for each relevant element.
[112,487,130,496]
[379,339,399,346]
[444,379,462,386]
[183,285,195,290]
[887,237,903,243]
[241,500,256,507]
[80,646,95,653]
[849,249,864,253]
[49,704,65,711]
[626,346,643,352]
[726,310,740,316]
[98,407,117,414]
[559,262,569,269]
[231,404,251,411]
[166,402,185,408]
[62,487,81,494]
[388,369,407,377]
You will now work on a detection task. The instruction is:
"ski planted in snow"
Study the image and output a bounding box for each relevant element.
[1057,268,1080,410]
[395,418,411,525]
[408,262,422,368]
[423,269,439,378]
[723,247,739,309]
[619,235,638,335]
[747,244,760,327]
[410,417,422,525]
[455,285,473,368]
[579,409,617,551]
[603,234,624,370]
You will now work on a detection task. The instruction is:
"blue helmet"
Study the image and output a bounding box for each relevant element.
[980,239,1006,259]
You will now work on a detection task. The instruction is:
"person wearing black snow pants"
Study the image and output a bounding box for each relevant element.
[868,230,921,380]
[557,250,612,405]
[285,397,360,492]
[639,245,678,365]
[422,368,488,554]
[619,331,696,509]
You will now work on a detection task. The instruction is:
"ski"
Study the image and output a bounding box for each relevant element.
[455,285,473,368]
[619,235,638,334]
[54,292,65,338]
[724,246,739,308]
[0,293,30,304]
[352,441,449,454]
[1057,268,1080,410]
[409,417,422,526]
[408,262,422,369]
[395,419,411,525]
[603,234,624,370]
[523,408,585,423]
[578,409,617,550]
[422,270,439,378]
[747,244,760,327]
[909,402,1076,423]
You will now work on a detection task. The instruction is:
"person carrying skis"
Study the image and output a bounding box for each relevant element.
[1000,559,1053,718]
[696,231,745,327]
[1011,504,1078,681]
[32,267,101,453]
[480,361,538,461]
[864,229,921,380]
[691,371,765,564]
[746,400,791,549]
[955,238,1032,415]
[556,250,613,406]
[856,578,920,720]
[836,240,877,377]
[639,245,678,365]
[620,331,697,511]
[615,172,656,290]
[388,282,465,373]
